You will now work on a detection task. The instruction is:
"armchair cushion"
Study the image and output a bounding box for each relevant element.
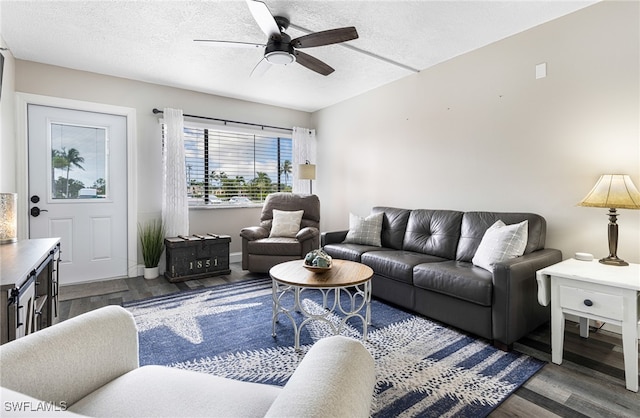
[69,366,281,418]
[247,238,301,256]
[269,209,304,238]
[260,193,320,229]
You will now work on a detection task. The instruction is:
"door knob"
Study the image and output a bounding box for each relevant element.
[30,207,48,217]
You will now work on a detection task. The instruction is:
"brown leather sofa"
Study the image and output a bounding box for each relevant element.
[321,207,562,350]
[240,193,320,273]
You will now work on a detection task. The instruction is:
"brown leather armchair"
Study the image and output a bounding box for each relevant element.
[240,193,320,273]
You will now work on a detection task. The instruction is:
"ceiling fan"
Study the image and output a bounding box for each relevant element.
[195,0,358,76]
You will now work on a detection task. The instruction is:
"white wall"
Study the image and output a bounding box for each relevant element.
[0,36,16,192]
[12,62,312,254]
[313,1,640,263]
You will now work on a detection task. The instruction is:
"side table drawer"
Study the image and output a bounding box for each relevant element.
[559,285,623,319]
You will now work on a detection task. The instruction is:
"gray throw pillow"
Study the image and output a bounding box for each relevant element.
[343,212,383,247]
[472,220,528,272]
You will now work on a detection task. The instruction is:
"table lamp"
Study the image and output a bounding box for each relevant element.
[0,193,18,244]
[298,160,316,194]
[578,174,640,266]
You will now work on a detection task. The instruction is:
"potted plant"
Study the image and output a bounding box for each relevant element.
[138,220,165,279]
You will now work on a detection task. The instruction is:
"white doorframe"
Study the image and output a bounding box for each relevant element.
[15,93,139,278]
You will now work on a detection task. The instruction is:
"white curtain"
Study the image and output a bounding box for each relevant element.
[292,127,317,194]
[162,108,189,237]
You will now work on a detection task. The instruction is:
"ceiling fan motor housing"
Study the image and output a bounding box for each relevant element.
[265,32,295,64]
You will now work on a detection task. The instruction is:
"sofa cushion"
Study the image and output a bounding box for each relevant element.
[269,209,304,238]
[68,365,281,417]
[402,210,463,259]
[361,250,447,284]
[372,207,411,249]
[456,212,546,262]
[413,261,493,306]
[323,243,385,262]
[343,212,383,246]
[472,220,528,272]
[247,238,301,256]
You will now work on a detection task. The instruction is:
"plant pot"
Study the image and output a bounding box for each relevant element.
[144,266,159,280]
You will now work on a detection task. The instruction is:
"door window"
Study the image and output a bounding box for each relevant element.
[50,123,108,200]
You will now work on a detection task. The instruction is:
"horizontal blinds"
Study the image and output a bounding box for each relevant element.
[181,125,292,204]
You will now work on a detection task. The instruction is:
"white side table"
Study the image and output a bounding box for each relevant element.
[536,259,639,392]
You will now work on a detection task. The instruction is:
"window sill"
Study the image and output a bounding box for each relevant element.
[189,203,264,210]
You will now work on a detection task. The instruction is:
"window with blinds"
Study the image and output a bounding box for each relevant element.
[178,125,293,206]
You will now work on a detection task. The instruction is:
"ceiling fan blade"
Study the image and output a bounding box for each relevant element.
[250,58,272,77]
[294,51,334,76]
[194,40,265,49]
[291,27,358,49]
[246,0,280,38]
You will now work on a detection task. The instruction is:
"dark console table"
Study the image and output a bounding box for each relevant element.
[1,238,61,344]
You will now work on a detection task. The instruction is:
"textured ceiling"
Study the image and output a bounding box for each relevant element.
[1,1,598,112]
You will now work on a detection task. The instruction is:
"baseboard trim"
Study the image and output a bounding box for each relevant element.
[230,252,242,264]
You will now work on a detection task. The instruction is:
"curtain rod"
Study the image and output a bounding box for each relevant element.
[152,108,293,133]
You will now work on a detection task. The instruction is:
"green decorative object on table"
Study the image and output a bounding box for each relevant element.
[303,248,332,272]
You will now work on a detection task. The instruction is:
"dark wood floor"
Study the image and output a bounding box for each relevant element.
[59,263,639,417]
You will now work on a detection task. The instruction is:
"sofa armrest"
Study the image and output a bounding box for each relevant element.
[321,230,348,247]
[265,336,375,418]
[0,305,139,407]
[491,248,563,347]
[296,226,319,242]
[240,226,269,241]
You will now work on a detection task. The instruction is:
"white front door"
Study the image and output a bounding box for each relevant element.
[28,104,128,284]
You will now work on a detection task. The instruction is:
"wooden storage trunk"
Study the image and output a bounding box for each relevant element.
[164,234,231,282]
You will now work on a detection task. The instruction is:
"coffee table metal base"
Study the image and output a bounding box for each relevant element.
[271,279,371,351]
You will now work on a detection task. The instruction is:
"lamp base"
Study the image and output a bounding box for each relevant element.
[599,256,629,266]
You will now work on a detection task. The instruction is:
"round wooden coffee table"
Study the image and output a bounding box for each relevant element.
[269,259,374,351]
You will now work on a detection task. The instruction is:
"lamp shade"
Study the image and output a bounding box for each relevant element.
[298,163,316,180]
[578,174,640,209]
[0,193,18,244]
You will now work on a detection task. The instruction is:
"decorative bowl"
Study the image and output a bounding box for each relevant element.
[303,263,332,273]
[303,248,333,273]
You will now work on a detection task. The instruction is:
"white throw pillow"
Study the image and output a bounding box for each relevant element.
[343,212,384,247]
[472,220,528,272]
[269,209,304,238]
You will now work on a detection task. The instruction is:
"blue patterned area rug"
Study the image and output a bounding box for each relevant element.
[123,278,544,417]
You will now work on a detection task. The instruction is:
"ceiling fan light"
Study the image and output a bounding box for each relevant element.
[265,51,295,65]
